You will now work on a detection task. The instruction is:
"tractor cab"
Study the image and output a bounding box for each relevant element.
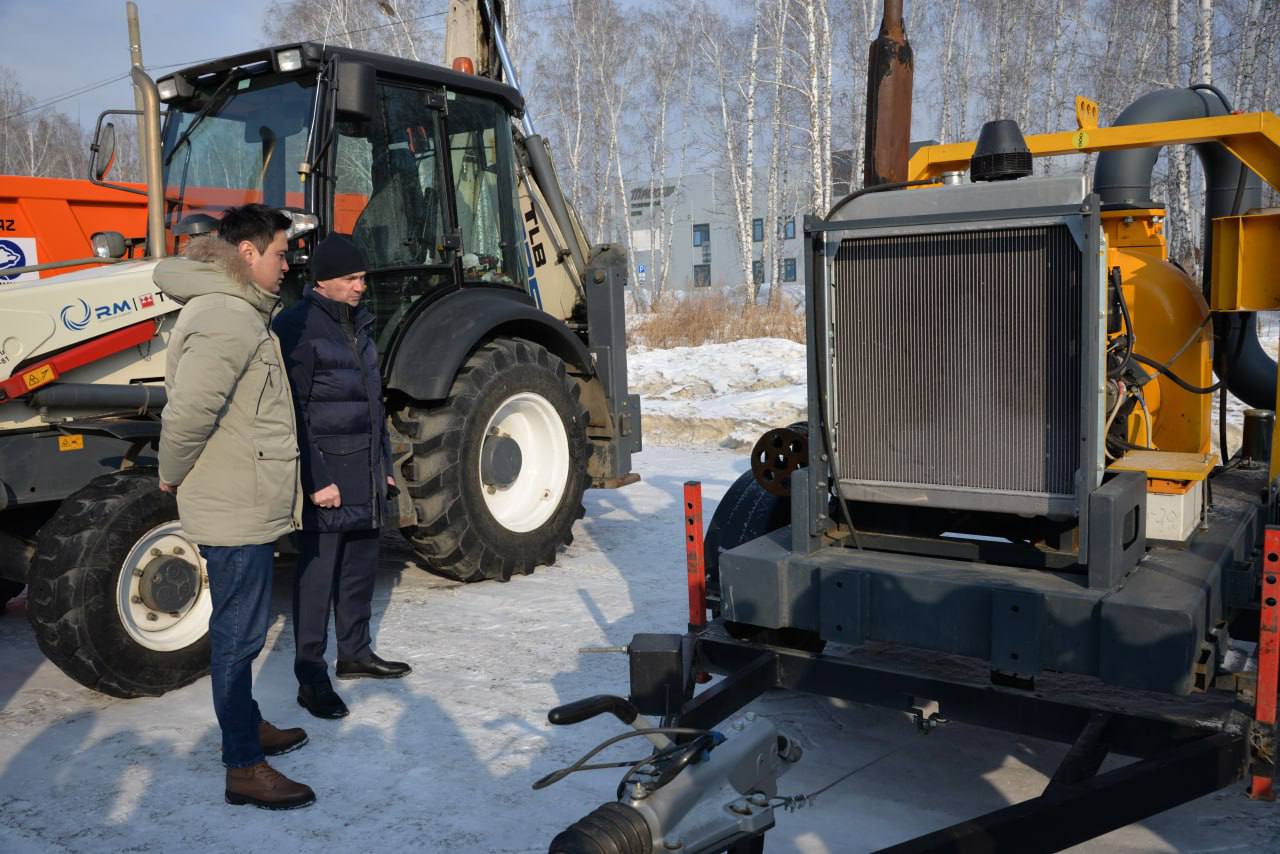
[150,43,529,346]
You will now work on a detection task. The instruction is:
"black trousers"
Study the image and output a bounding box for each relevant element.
[293,528,380,686]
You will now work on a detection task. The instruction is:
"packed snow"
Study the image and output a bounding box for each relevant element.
[4,340,1280,852]
[629,338,806,448]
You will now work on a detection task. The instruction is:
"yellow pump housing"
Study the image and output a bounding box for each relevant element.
[1102,209,1213,456]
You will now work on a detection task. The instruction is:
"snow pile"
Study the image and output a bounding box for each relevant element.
[628,338,806,449]
[627,325,1280,458]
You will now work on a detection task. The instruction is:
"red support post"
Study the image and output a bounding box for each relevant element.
[1249,526,1280,800]
[684,481,707,631]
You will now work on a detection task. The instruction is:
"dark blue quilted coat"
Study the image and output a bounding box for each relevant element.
[273,288,394,532]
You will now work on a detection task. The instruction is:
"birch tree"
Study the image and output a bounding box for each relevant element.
[0,72,86,179]
[1166,0,1196,266]
[762,0,791,302]
[265,0,438,58]
[578,0,638,267]
[700,8,761,299]
[634,0,696,300]
[1232,0,1266,111]
[1193,0,1213,85]
[937,0,964,144]
[801,0,834,214]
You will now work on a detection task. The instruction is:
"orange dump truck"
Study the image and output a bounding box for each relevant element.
[0,176,147,282]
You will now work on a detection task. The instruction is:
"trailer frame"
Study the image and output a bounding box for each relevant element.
[625,616,1269,853]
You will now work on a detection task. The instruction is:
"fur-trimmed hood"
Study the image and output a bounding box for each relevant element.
[152,235,279,317]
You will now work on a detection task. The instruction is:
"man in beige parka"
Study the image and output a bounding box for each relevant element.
[155,204,312,810]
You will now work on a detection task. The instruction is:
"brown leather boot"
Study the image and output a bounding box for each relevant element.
[225,761,316,810]
[259,720,308,756]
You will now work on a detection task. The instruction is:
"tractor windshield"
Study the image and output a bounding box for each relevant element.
[161,75,315,224]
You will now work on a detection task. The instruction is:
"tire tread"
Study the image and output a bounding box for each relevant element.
[392,339,589,583]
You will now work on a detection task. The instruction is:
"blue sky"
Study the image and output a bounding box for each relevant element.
[1,0,270,125]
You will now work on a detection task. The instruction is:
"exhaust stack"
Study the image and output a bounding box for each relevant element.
[862,0,914,187]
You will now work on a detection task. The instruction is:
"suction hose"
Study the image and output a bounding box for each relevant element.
[1093,87,1268,408]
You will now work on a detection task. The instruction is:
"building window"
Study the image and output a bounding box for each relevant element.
[782,258,796,282]
[693,223,710,247]
[752,260,763,284]
[752,218,763,242]
[693,264,711,287]
[778,216,795,240]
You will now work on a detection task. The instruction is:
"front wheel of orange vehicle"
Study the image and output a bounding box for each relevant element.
[26,468,211,698]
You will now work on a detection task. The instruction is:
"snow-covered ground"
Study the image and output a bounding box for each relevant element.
[5,339,1280,852]
[630,339,805,448]
[4,442,1280,852]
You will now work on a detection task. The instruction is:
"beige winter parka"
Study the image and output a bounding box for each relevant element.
[155,236,302,546]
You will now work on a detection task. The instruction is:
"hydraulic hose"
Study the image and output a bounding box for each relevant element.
[29,383,166,411]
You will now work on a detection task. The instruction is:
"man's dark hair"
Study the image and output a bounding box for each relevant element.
[217,204,292,252]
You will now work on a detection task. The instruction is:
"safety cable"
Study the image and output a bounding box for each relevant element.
[824,178,943,222]
[768,748,898,812]
[615,733,717,801]
[531,727,713,790]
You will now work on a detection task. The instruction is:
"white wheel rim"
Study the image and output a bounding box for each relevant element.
[479,391,570,533]
[115,521,210,652]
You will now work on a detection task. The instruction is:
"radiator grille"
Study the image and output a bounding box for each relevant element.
[832,225,1082,501]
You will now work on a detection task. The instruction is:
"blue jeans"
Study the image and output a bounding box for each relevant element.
[200,543,274,768]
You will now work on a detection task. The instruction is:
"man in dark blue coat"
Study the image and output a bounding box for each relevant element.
[274,233,411,720]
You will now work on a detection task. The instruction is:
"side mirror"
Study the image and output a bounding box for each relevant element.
[335,61,376,124]
[91,122,118,181]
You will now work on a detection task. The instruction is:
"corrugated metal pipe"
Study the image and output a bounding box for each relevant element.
[1093,87,1268,409]
[29,383,166,411]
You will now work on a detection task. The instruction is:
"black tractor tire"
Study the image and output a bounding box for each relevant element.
[708,468,825,654]
[26,468,210,698]
[393,338,590,583]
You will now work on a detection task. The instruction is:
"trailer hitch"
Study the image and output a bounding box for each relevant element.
[539,694,801,854]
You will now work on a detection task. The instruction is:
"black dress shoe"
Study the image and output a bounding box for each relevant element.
[297,683,349,719]
[336,653,412,680]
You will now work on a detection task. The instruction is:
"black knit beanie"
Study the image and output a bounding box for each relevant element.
[310,233,366,281]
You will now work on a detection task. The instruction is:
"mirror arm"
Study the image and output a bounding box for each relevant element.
[87,109,150,197]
